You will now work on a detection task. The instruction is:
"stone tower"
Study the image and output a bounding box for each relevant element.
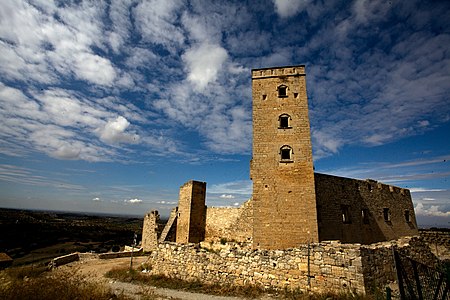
[176,180,207,244]
[250,65,319,249]
[141,210,160,251]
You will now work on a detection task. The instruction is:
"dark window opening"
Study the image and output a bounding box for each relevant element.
[341,205,351,224]
[278,85,287,97]
[404,210,410,222]
[368,183,373,192]
[280,145,293,161]
[383,208,390,222]
[361,209,369,224]
[293,92,298,98]
[262,94,267,100]
[279,114,291,129]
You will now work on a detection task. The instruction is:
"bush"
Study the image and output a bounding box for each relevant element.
[0,266,130,300]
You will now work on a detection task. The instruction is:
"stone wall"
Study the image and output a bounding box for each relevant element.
[205,199,253,243]
[251,66,319,249]
[176,180,206,244]
[419,230,450,260]
[146,236,435,295]
[142,210,159,251]
[315,173,418,244]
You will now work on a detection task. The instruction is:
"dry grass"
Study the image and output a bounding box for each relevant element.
[105,266,374,299]
[0,265,130,300]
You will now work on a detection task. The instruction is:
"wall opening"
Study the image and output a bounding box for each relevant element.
[361,208,369,224]
[383,208,391,222]
[404,210,410,222]
[341,205,351,224]
[278,114,291,129]
[280,145,293,161]
[278,85,287,98]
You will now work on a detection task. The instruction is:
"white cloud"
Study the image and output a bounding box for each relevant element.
[209,180,252,195]
[92,197,101,201]
[410,188,446,193]
[273,0,309,18]
[415,202,450,217]
[220,194,235,199]
[125,198,143,204]
[98,116,140,145]
[183,43,228,92]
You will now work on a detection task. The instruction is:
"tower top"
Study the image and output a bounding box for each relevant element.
[251,65,305,79]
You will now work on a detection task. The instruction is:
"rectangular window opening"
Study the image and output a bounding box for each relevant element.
[404,210,410,222]
[281,149,291,160]
[341,205,351,224]
[362,209,369,224]
[383,208,390,222]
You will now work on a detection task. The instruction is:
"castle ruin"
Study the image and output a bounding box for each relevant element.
[144,65,418,251]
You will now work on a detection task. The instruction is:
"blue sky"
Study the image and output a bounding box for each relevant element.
[0,0,449,227]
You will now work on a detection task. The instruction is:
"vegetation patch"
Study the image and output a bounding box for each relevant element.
[0,265,130,300]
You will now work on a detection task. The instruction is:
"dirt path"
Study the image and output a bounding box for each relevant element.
[63,256,263,300]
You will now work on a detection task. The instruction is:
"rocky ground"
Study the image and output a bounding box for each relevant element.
[62,256,263,300]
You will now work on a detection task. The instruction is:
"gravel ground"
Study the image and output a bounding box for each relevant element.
[63,256,271,300]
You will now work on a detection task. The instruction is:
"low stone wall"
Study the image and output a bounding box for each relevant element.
[50,252,79,268]
[148,241,366,294]
[146,236,436,295]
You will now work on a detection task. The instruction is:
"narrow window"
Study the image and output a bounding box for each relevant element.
[262,94,267,100]
[278,85,287,97]
[361,209,369,224]
[383,208,390,222]
[280,145,293,161]
[404,210,410,222]
[278,114,291,129]
[293,92,299,98]
[341,205,351,224]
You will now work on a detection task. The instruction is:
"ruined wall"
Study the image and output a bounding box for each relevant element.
[251,66,318,249]
[315,173,418,244]
[142,210,160,251]
[176,180,206,244]
[205,199,253,243]
[147,236,435,295]
[149,241,366,294]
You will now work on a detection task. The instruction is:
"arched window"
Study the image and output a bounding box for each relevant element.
[280,145,293,161]
[278,114,292,129]
[277,85,288,98]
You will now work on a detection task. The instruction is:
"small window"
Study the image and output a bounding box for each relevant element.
[383,208,390,222]
[278,85,287,97]
[262,94,267,100]
[341,205,351,224]
[293,92,298,98]
[278,114,291,129]
[361,209,369,224]
[280,145,293,161]
[404,210,410,222]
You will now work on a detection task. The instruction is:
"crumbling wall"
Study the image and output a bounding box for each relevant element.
[142,210,159,251]
[148,240,366,294]
[205,199,253,243]
[146,236,436,295]
[176,180,206,244]
[315,173,418,244]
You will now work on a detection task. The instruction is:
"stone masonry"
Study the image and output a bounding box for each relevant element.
[141,210,160,251]
[146,236,436,295]
[251,66,319,249]
[176,180,207,244]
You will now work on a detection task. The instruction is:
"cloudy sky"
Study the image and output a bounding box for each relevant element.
[0,0,449,227]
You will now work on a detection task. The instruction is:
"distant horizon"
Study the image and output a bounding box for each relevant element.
[1,1,449,227]
[1,204,448,230]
